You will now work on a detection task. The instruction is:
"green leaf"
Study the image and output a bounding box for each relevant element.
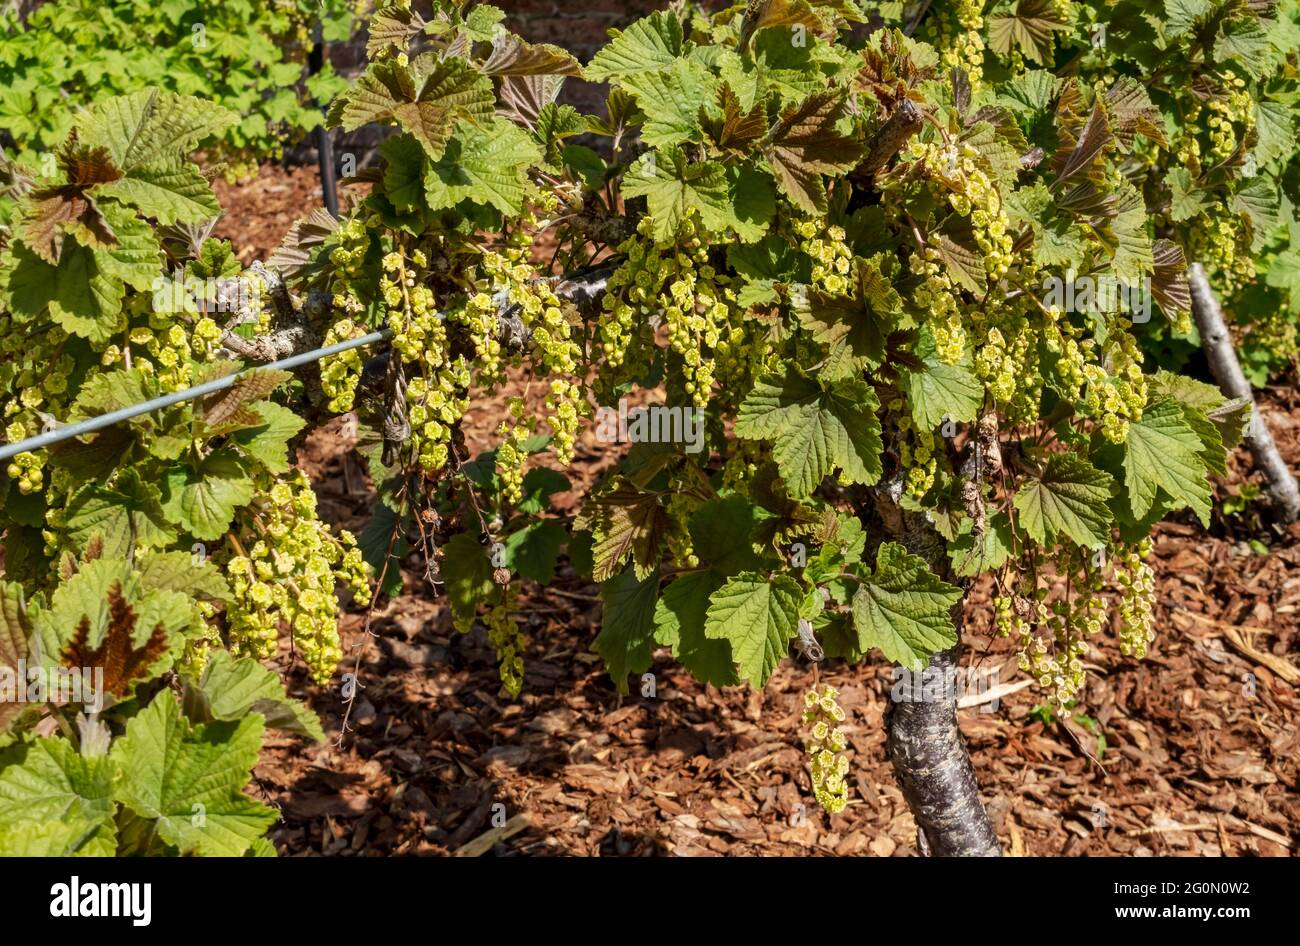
[949,512,1014,578]
[0,738,116,856]
[65,472,176,557]
[1013,453,1115,548]
[1231,176,1282,252]
[987,0,1067,65]
[653,570,737,686]
[1253,100,1293,168]
[586,11,685,82]
[136,551,231,602]
[850,543,961,670]
[229,402,306,475]
[95,159,220,225]
[621,59,716,149]
[1123,398,1212,524]
[423,117,542,216]
[111,692,276,857]
[622,148,732,242]
[503,519,567,584]
[735,371,882,498]
[689,496,764,575]
[703,573,801,687]
[189,651,323,740]
[78,90,237,172]
[441,532,495,633]
[899,335,982,430]
[1168,168,1209,223]
[596,566,661,693]
[160,450,255,542]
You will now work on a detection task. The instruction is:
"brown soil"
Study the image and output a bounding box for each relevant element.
[217,164,1299,857]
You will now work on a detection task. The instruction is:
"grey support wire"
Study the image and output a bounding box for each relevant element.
[0,330,391,463]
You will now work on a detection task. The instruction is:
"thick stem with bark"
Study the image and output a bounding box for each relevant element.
[1188,262,1300,522]
[888,642,1000,856]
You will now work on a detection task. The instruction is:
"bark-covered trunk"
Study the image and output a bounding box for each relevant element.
[887,640,1001,856]
[1188,263,1300,523]
[870,481,1001,857]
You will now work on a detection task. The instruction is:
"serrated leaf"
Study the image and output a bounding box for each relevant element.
[851,543,961,670]
[987,0,1067,65]
[423,117,543,216]
[482,33,583,77]
[60,581,174,698]
[441,532,494,633]
[587,478,670,582]
[702,84,768,154]
[0,738,116,855]
[202,370,292,428]
[78,90,237,172]
[1013,453,1115,548]
[1231,176,1282,252]
[1168,168,1209,223]
[503,519,567,584]
[160,450,255,542]
[703,573,801,687]
[622,148,732,241]
[1123,398,1212,524]
[229,402,306,475]
[653,571,737,687]
[96,159,220,226]
[764,91,863,215]
[735,372,882,498]
[949,512,1014,578]
[111,692,275,857]
[136,551,231,602]
[0,583,31,734]
[64,473,176,558]
[792,256,895,379]
[900,341,982,430]
[586,11,685,82]
[190,651,323,740]
[1253,100,1292,168]
[596,566,660,694]
[1151,240,1191,316]
[622,58,716,149]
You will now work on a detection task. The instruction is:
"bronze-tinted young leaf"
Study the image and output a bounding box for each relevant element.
[481,34,584,77]
[1151,239,1191,316]
[20,139,124,263]
[1050,98,1113,191]
[201,369,292,428]
[0,584,32,733]
[764,91,864,214]
[1105,77,1167,149]
[497,74,566,129]
[856,28,934,112]
[586,478,670,582]
[987,0,1067,66]
[701,85,768,154]
[61,583,169,698]
[266,208,338,278]
[366,6,427,57]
